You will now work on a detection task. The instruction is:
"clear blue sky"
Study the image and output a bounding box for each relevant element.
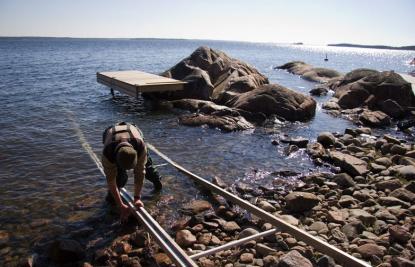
[0,0,414,46]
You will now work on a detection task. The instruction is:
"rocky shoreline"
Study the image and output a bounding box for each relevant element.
[13,47,415,267]
[23,128,414,267]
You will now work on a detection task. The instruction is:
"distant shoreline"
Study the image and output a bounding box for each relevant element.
[328,43,415,51]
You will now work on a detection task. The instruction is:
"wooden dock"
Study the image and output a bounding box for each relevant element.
[97,70,186,98]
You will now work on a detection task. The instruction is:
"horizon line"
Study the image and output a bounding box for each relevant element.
[1,35,414,48]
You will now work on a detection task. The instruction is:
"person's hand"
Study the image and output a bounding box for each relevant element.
[134,199,144,208]
[120,203,131,223]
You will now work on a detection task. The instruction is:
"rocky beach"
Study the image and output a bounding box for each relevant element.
[10,46,414,267]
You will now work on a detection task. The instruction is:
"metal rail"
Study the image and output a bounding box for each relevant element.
[190,229,277,260]
[147,143,371,267]
[120,188,198,267]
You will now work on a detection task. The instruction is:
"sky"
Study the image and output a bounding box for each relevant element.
[0,0,414,46]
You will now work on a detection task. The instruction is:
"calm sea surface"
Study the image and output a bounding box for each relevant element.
[0,38,414,263]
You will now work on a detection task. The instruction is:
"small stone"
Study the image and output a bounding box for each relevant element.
[333,173,355,188]
[240,253,254,263]
[223,221,240,232]
[199,258,215,267]
[278,250,312,267]
[349,209,376,225]
[263,255,279,267]
[258,200,277,212]
[338,195,358,208]
[356,243,385,259]
[176,230,196,247]
[285,192,319,212]
[389,188,415,203]
[389,225,412,244]
[331,228,347,242]
[238,228,260,239]
[183,200,212,214]
[390,144,407,155]
[130,230,146,247]
[342,221,364,240]
[154,253,172,266]
[327,210,348,224]
[256,243,277,257]
[309,222,328,234]
[376,179,402,191]
[278,215,299,226]
[375,157,392,167]
[317,132,336,148]
[378,197,410,208]
[114,241,132,255]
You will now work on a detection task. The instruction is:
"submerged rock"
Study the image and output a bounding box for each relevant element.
[276,61,342,83]
[49,239,85,263]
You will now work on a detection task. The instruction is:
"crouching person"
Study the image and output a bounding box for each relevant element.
[101,122,162,221]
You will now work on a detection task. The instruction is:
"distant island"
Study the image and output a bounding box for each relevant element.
[328,43,415,51]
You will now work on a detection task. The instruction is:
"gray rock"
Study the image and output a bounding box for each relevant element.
[342,221,365,240]
[309,222,329,233]
[378,197,410,208]
[278,250,313,267]
[176,230,197,247]
[338,195,358,208]
[238,228,260,239]
[256,243,277,257]
[333,173,355,188]
[349,209,376,225]
[329,151,369,177]
[397,165,415,180]
[49,239,85,263]
[278,214,299,226]
[359,110,391,127]
[389,188,415,203]
[285,192,320,212]
[389,225,412,244]
[317,132,336,148]
[223,221,241,232]
[356,243,385,260]
[376,179,402,191]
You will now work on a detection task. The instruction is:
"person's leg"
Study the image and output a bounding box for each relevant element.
[145,153,162,191]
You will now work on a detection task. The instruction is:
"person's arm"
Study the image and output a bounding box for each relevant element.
[133,146,147,207]
[102,155,130,221]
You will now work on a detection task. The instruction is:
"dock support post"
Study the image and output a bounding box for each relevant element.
[110,88,115,98]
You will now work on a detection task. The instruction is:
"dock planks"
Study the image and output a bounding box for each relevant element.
[97,70,186,97]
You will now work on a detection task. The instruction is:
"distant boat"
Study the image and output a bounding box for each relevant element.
[324,53,328,61]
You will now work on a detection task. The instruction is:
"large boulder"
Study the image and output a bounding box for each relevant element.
[230,84,316,121]
[151,46,268,101]
[334,70,414,111]
[276,61,342,83]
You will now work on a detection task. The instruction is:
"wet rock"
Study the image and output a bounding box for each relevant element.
[317,132,336,148]
[179,113,254,132]
[306,142,326,159]
[359,110,391,127]
[396,165,415,180]
[114,241,132,255]
[176,230,197,247]
[183,200,212,215]
[278,250,313,267]
[212,176,227,188]
[49,239,85,263]
[379,99,405,118]
[389,225,412,244]
[276,61,342,83]
[333,173,355,188]
[329,151,368,177]
[280,137,309,148]
[0,230,10,247]
[240,252,254,263]
[172,216,191,231]
[310,86,329,96]
[94,249,110,264]
[154,253,172,266]
[356,243,385,259]
[285,192,319,212]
